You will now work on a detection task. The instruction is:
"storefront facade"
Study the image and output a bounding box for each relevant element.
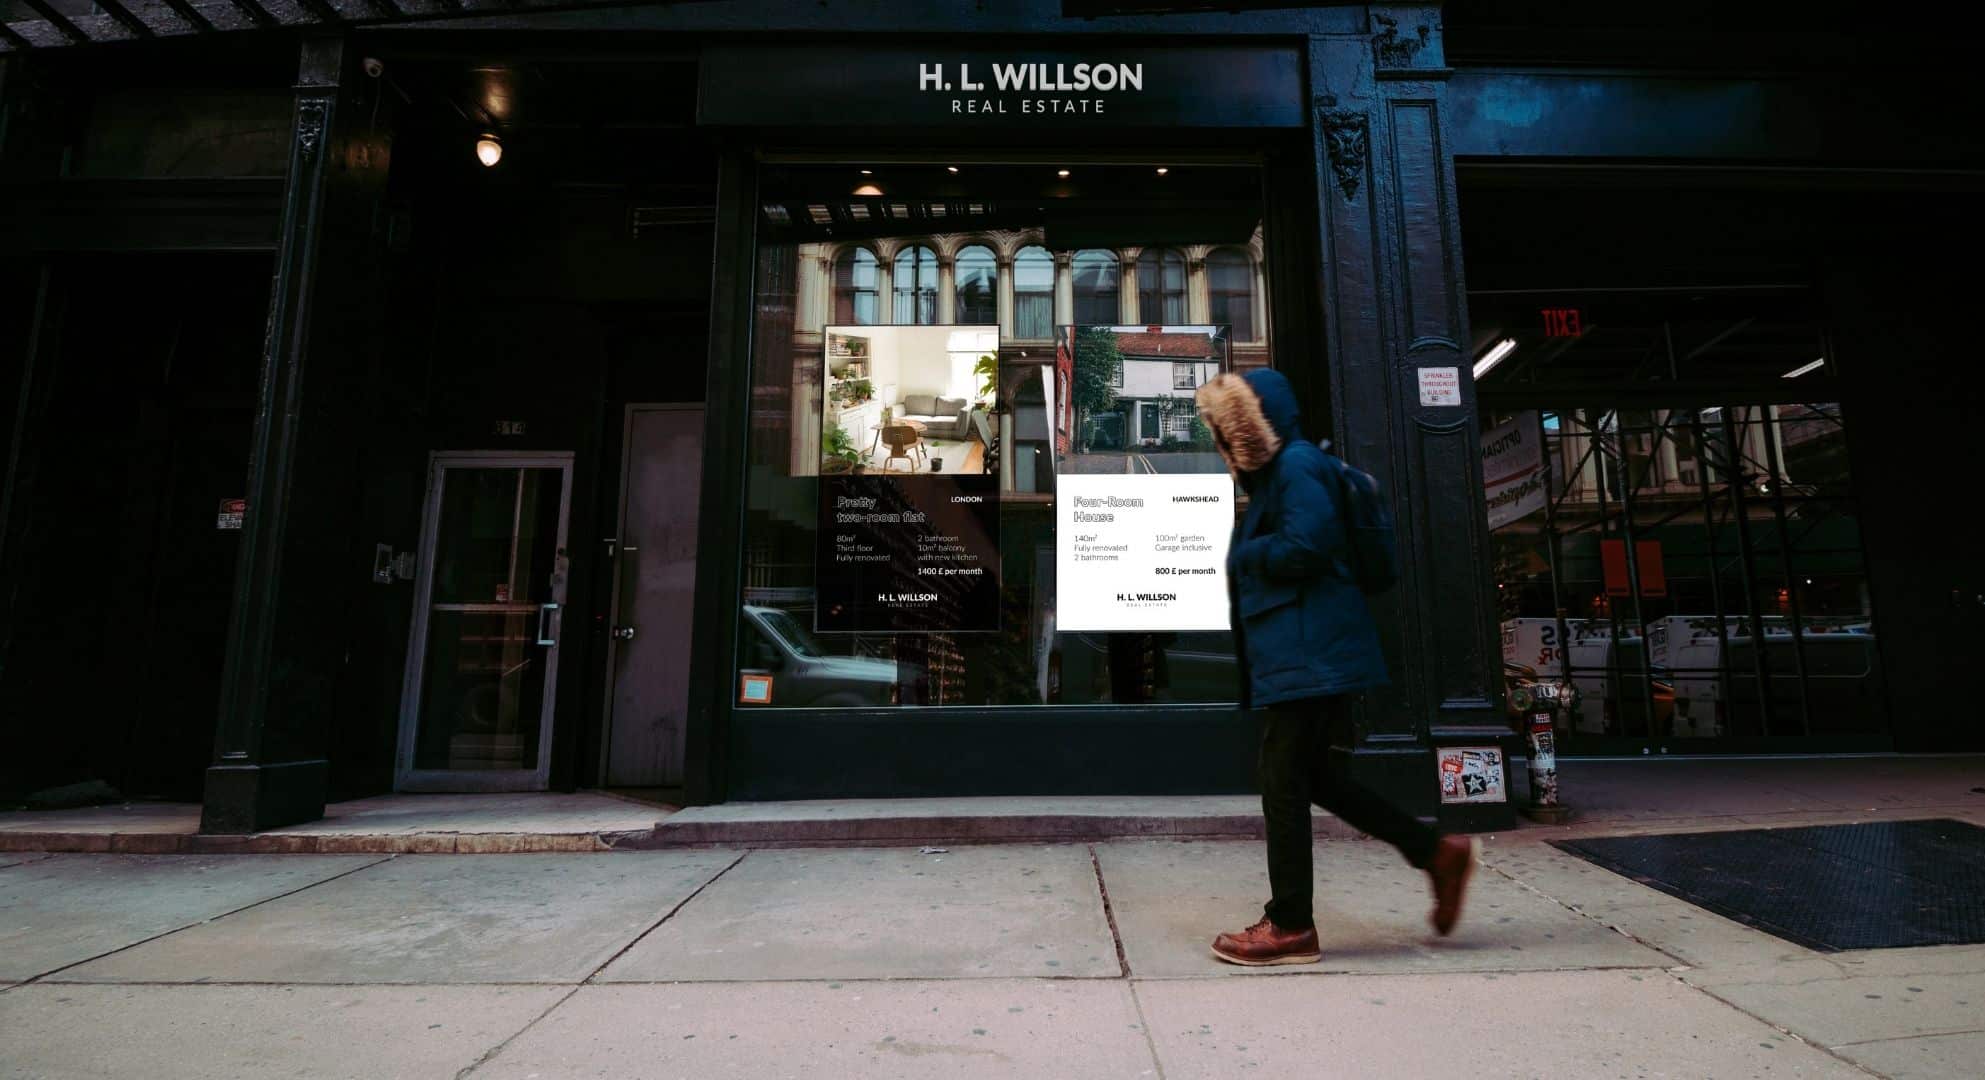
[2,3,1978,830]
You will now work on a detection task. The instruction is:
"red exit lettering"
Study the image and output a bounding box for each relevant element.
[1542,308,1583,337]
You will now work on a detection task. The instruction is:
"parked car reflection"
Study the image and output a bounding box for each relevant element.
[738,605,903,707]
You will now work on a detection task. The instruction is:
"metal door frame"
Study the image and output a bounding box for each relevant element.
[396,450,575,792]
[597,403,705,785]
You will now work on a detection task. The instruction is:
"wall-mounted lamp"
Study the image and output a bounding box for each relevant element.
[475,134,503,168]
[853,183,884,196]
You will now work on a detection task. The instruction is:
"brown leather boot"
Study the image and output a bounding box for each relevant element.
[1211,917,1322,967]
[1428,834,1479,936]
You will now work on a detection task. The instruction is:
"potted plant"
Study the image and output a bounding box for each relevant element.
[821,424,865,474]
[972,353,1000,412]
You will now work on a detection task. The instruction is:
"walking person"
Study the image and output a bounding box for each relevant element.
[1194,369,1478,966]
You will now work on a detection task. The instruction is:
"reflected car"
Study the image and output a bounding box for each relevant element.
[738,605,903,707]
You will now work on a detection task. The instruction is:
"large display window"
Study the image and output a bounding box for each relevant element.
[1472,290,1886,749]
[735,161,1272,709]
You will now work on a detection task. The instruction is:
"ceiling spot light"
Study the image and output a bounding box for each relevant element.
[853,183,884,196]
[1057,169,1071,178]
[475,134,503,168]
[860,169,874,176]
[1473,338,1518,380]
[1155,167,1169,175]
[1783,358,1825,379]
[947,166,960,174]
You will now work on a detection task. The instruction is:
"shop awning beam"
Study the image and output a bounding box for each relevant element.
[293,0,341,24]
[228,0,278,29]
[16,0,87,43]
[157,0,218,34]
[93,0,156,39]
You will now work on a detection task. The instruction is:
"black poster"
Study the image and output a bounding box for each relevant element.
[816,475,1002,633]
[698,45,1303,128]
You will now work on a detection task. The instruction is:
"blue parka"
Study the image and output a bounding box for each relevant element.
[1198,368,1389,710]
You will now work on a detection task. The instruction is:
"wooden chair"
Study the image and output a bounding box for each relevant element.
[880,422,924,471]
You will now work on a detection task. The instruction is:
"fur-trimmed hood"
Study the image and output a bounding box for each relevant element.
[1195,368,1304,475]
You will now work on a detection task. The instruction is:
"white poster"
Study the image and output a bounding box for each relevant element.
[1482,411,1546,530]
[1057,473,1233,632]
[1417,366,1462,406]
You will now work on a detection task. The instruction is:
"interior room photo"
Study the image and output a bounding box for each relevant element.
[820,325,1000,475]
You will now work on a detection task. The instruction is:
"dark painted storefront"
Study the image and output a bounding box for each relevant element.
[1,3,1980,831]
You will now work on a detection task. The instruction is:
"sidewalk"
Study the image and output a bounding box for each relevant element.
[5,828,1982,1077]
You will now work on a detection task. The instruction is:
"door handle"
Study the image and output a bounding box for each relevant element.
[612,625,637,641]
[536,602,560,646]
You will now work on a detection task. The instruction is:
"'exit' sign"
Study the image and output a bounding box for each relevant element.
[1542,308,1583,337]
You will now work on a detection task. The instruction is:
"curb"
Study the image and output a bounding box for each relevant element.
[0,831,651,854]
[621,812,1369,849]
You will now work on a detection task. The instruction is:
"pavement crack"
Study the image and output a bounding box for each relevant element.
[1480,860,1694,969]
[2,853,398,992]
[1089,844,1132,979]
[1831,1026,1985,1048]
[1125,982,1170,1080]
[581,849,749,984]
[454,985,584,1080]
[1670,973,1890,1079]
[454,852,750,1079]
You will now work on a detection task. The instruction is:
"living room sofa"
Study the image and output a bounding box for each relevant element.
[892,393,971,440]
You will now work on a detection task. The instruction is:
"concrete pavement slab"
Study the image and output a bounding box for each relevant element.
[1706,971,1985,1047]
[1096,840,1666,977]
[599,846,1118,982]
[0,984,565,1080]
[1134,969,1867,1079]
[50,852,735,985]
[474,980,1154,1080]
[0,854,382,982]
[1832,1031,1985,1080]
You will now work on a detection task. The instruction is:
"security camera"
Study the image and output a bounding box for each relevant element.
[363,58,384,79]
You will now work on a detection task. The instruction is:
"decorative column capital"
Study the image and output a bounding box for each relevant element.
[295,97,331,163]
[1314,95,1370,202]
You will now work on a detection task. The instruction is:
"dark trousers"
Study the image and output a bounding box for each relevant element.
[1260,695,1441,930]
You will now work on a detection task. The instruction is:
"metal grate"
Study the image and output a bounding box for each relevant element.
[1555,818,1985,952]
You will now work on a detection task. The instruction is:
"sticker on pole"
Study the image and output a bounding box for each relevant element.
[1417,366,1462,407]
[1437,746,1506,804]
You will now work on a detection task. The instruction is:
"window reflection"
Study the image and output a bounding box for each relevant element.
[748,164,1271,709]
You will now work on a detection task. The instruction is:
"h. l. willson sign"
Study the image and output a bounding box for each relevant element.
[921,61,1146,115]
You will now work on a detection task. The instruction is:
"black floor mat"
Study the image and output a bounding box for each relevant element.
[1553,819,1985,952]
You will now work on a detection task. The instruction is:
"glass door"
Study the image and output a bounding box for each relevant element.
[397,453,573,790]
